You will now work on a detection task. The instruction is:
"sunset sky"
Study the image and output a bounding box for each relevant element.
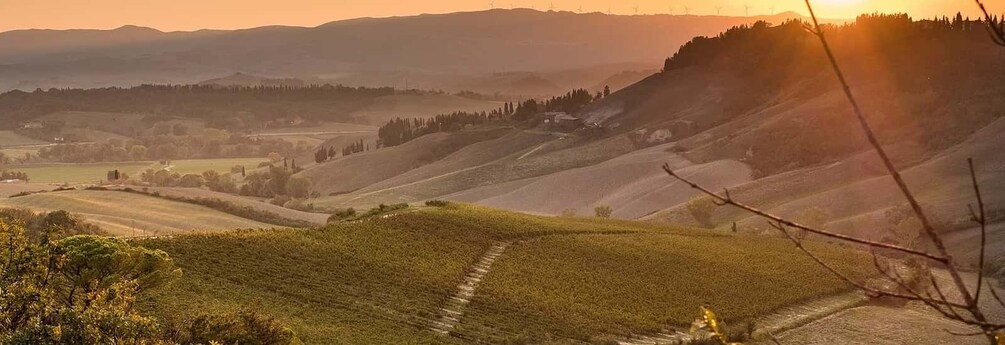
[2,0,1002,32]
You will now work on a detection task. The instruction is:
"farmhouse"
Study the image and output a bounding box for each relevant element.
[544,112,583,130]
[20,121,44,129]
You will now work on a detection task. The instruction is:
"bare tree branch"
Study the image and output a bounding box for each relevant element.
[771,222,967,309]
[986,281,1005,310]
[975,0,1005,46]
[801,0,986,328]
[970,158,990,305]
[663,164,948,262]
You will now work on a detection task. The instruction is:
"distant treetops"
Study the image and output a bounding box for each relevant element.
[369,87,608,150]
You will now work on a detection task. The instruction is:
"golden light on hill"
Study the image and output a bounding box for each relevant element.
[1,0,1003,32]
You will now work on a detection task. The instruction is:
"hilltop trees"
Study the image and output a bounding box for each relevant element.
[376,111,495,148]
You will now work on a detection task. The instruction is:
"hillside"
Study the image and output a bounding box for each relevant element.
[292,16,1004,227]
[136,204,871,344]
[0,10,826,92]
[0,189,273,236]
[300,128,514,195]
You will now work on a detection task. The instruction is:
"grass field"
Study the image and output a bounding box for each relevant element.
[6,162,153,183]
[134,204,871,344]
[3,158,270,184]
[0,130,47,146]
[157,158,270,176]
[458,233,871,342]
[39,111,147,135]
[0,147,43,160]
[0,189,273,236]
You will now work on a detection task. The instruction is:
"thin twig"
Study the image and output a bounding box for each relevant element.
[803,0,984,327]
[771,222,965,308]
[987,281,1005,309]
[970,158,989,305]
[664,164,947,262]
[975,0,1005,46]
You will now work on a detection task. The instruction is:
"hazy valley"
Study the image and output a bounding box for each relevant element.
[2,6,1004,345]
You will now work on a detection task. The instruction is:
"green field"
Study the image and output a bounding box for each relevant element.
[157,158,270,176]
[459,233,871,341]
[0,130,47,146]
[6,162,153,183]
[0,189,273,236]
[135,204,871,344]
[0,147,43,160]
[4,158,270,184]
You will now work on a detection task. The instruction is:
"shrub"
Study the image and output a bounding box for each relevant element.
[283,198,314,212]
[594,205,613,218]
[792,207,831,240]
[687,196,717,228]
[177,174,204,188]
[425,200,452,207]
[332,208,357,220]
[172,309,300,345]
[271,195,292,207]
[560,208,578,218]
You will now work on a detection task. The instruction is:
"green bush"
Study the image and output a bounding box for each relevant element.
[328,208,358,223]
[172,309,301,345]
[687,196,717,228]
[425,200,452,207]
[594,205,613,218]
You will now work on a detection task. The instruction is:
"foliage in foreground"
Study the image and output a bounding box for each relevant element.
[0,222,178,343]
[0,218,299,344]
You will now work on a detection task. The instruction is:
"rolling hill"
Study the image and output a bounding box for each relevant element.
[0,10,828,92]
[292,16,1004,244]
[0,189,274,236]
[136,204,871,344]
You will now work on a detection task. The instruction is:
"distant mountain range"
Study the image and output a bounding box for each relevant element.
[0,9,824,94]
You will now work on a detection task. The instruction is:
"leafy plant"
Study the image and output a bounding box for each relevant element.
[594,205,613,218]
[687,196,717,228]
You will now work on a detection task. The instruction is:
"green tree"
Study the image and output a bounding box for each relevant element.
[0,221,179,344]
[178,174,205,188]
[285,177,312,199]
[686,196,717,228]
[594,205,614,218]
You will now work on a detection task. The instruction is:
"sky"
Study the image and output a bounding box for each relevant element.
[1,0,1002,32]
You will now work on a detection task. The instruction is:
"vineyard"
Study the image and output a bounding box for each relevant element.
[134,204,871,344]
[456,233,873,342]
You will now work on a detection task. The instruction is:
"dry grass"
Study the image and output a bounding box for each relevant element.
[0,189,272,236]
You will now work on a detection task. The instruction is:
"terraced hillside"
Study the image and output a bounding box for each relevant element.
[136,204,872,344]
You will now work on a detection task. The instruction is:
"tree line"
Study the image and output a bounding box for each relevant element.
[0,83,492,130]
[372,87,606,149]
[512,88,605,121]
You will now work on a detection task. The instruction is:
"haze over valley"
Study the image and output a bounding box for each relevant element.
[1,3,1005,345]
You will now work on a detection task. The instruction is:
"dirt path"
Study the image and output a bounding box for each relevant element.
[517,141,552,160]
[618,291,867,345]
[430,241,512,336]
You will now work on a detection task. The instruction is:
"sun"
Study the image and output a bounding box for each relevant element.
[818,0,863,5]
